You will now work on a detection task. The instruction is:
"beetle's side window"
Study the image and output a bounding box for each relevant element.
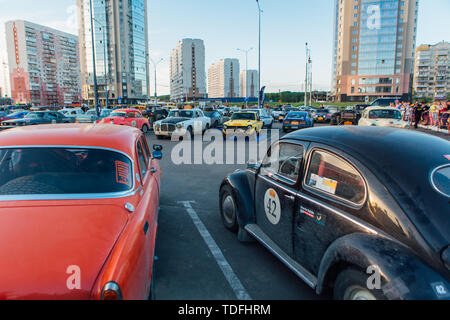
[261,143,304,183]
[136,141,148,177]
[305,150,366,204]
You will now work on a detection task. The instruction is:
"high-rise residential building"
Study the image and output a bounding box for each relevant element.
[208,58,240,98]
[77,0,149,105]
[240,70,259,99]
[5,20,81,106]
[170,39,206,102]
[0,59,11,98]
[331,0,419,102]
[413,41,449,100]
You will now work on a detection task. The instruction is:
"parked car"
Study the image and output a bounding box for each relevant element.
[1,111,71,130]
[204,109,228,128]
[282,111,314,132]
[99,109,150,133]
[59,108,85,122]
[439,111,450,129]
[219,126,450,300]
[223,111,264,137]
[146,105,168,129]
[272,107,285,121]
[247,108,274,128]
[312,109,332,123]
[75,109,112,124]
[153,108,211,139]
[358,107,409,128]
[0,124,162,299]
[330,107,359,126]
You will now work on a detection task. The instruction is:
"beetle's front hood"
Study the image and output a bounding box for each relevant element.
[0,203,128,300]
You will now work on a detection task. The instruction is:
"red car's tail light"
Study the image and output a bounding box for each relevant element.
[101,282,123,300]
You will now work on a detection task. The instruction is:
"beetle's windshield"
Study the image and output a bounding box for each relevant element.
[0,148,133,196]
[111,112,126,118]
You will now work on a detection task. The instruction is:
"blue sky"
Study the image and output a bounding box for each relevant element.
[0,0,449,95]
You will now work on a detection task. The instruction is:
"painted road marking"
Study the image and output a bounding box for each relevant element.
[179,201,252,301]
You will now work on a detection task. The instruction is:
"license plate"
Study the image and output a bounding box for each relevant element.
[318,117,323,121]
[299,121,306,125]
[344,121,353,125]
[292,121,299,125]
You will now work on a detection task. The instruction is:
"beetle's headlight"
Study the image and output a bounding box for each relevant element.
[101,282,123,300]
[247,125,253,130]
[176,123,183,129]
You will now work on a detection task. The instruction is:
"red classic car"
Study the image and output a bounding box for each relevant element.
[100,109,150,133]
[0,124,162,300]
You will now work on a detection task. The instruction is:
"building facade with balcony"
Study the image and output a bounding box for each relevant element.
[240,70,258,99]
[414,41,449,100]
[331,0,419,102]
[170,39,206,102]
[77,0,150,106]
[5,20,81,106]
[208,59,240,98]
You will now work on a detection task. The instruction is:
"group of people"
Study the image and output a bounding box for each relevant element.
[392,101,450,130]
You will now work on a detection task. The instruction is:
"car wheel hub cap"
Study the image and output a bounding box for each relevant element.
[223,195,235,224]
[345,286,377,301]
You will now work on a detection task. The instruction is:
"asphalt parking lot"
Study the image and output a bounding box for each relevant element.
[145,122,449,300]
[146,122,322,300]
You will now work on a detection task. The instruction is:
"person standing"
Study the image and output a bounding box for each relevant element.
[413,103,424,129]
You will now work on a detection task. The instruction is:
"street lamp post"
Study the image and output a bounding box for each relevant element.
[93,18,108,110]
[256,0,262,107]
[149,57,163,105]
[89,0,100,116]
[237,47,253,108]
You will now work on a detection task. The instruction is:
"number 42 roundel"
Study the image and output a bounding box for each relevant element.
[264,188,281,225]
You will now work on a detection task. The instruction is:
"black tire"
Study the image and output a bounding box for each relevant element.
[156,135,164,140]
[333,269,387,300]
[213,121,218,128]
[142,124,149,134]
[219,185,239,233]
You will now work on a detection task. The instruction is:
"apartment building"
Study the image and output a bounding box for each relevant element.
[332,0,419,102]
[77,0,150,105]
[5,20,81,106]
[414,41,449,100]
[170,39,206,102]
[208,59,240,98]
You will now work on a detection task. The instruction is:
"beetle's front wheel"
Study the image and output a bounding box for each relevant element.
[219,185,238,232]
[334,269,386,300]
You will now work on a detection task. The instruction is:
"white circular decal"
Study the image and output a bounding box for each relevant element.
[264,188,281,225]
[132,120,137,127]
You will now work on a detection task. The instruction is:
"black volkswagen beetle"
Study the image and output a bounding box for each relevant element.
[219,126,450,300]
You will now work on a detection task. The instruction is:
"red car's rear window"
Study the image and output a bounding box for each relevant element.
[0,148,133,195]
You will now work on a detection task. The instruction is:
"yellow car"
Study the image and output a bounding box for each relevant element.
[222,111,264,136]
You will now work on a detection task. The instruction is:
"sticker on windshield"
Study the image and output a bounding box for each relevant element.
[444,155,450,161]
[309,174,338,195]
[115,161,132,187]
[264,189,281,225]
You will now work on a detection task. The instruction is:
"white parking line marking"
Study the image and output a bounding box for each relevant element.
[179,201,252,301]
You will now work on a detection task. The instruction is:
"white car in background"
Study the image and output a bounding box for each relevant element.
[247,108,274,128]
[153,108,211,139]
[358,107,409,128]
[59,108,85,122]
